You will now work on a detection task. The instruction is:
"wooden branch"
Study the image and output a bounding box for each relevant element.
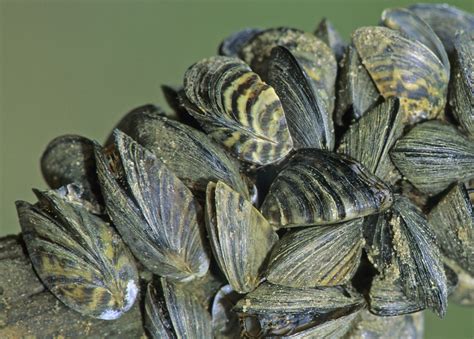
[0,235,146,338]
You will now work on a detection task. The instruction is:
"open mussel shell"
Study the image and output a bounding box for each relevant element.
[353,26,449,124]
[408,3,474,54]
[144,279,212,339]
[261,149,393,228]
[40,134,102,210]
[390,120,474,196]
[95,130,210,281]
[16,184,139,320]
[350,310,424,339]
[381,8,450,71]
[233,282,365,337]
[219,28,263,57]
[314,18,346,62]
[211,285,242,339]
[182,56,293,166]
[364,195,448,317]
[428,183,473,275]
[338,98,403,184]
[107,104,248,198]
[334,45,381,124]
[266,219,364,288]
[450,31,473,137]
[265,46,335,151]
[205,181,278,293]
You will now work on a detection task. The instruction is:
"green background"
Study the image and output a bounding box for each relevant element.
[1,0,473,337]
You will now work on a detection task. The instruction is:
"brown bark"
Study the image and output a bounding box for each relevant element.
[0,235,145,338]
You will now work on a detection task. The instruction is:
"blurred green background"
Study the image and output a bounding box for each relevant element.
[1,0,473,337]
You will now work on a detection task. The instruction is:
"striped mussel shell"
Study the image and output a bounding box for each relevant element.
[205,181,278,293]
[338,98,404,184]
[261,149,393,228]
[450,31,473,138]
[353,26,449,124]
[233,282,365,337]
[107,104,248,198]
[314,18,346,62]
[237,27,337,115]
[182,56,293,165]
[363,195,448,317]
[428,183,473,275]
[15,184,139,320]
[390,120,474,195]
[211,285,242,339]
[144,279,212,339]
[265,218,364,288]
[95,130,210,281]
[265,45,335,151]
[40,135,102,211]
[407,3,474,54]
[334,44,381,125]
[381,7,450,71]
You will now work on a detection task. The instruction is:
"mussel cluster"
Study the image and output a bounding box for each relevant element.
[16,3,473,338]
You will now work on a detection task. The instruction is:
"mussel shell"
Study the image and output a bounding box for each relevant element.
[238,27,337,115]
[334,45,381,124]
[266,219,364,288]
[233,282,365,337]
[219,28,263,57]
[266,46,335,151]
[390,120,474,195]
[428,183,473,275]
[450,31,473,137]
[95,131,210,281]
[314,18,346,62]
[161,85,201,130]
[182,56,293,166]
[261,149,393,228]
[364,195,448,317]
[211,285,242,339]
[381,8,450,70]
[353,26,449,124]
[338,98,403,183]
[408,3,474,54]
[16,184,139,320]
[144,279,213,339]
[106,104,248,198]
[205,181,278,293]
[349,310,424,339]
[40,135,102,210]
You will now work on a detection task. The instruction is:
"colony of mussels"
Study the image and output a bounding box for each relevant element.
[15,3,473,338]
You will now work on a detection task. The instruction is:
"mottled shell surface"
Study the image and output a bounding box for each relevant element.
[205,181,278,293]
[391,120,474,195]
[261,149,393,227]
[145,279,212,339]
[16,185,139,320]
[353,26,449,123]
[108,104,248,198]
[266,219,364,288]
[95,131,210,281]
[183,56,293,165]
[338,98,403,183]
[381,8,450,70]
[266,46,335,151]
[450,31,473,137]
[408,3,474,53]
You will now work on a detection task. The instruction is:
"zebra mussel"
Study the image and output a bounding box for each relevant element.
[14,2,473,337]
